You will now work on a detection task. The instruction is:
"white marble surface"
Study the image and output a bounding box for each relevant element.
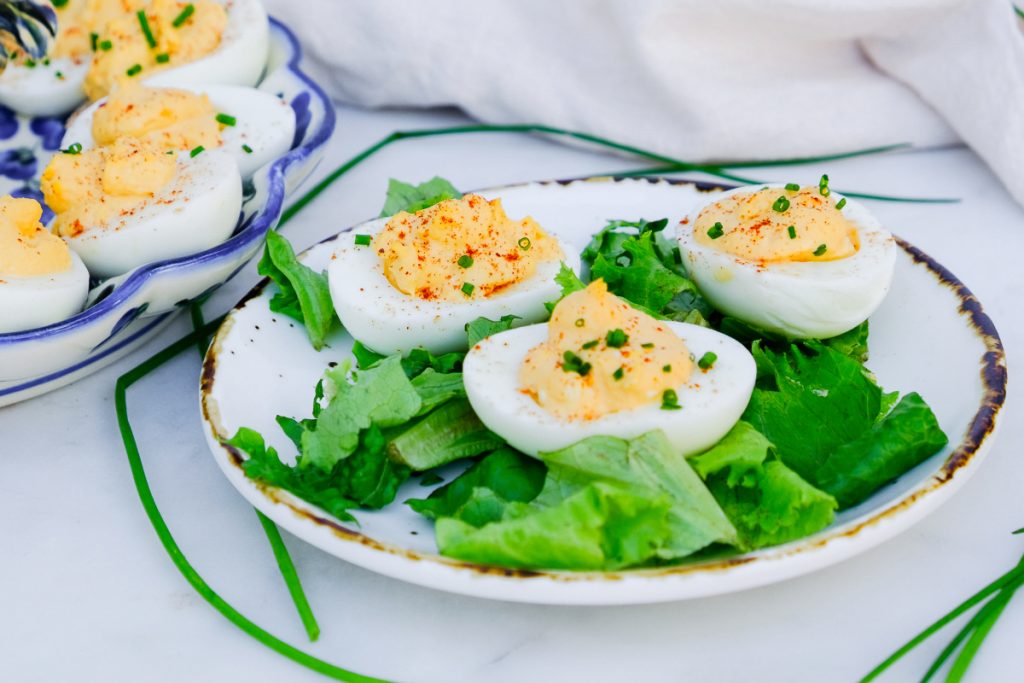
[2,105,1022,683]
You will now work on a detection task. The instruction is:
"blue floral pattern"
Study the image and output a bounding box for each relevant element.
[0,107,64,223]
[30,115,66,150]
[0,105,18,141]
[0,148,37,180]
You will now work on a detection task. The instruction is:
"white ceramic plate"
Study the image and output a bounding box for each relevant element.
[200,177,1007,605]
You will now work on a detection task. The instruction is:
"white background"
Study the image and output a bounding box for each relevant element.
[2,104,1022,682]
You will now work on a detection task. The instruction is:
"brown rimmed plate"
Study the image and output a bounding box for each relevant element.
[199,177,1006,605]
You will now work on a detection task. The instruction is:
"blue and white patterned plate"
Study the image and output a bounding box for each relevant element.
[0,18,336,406]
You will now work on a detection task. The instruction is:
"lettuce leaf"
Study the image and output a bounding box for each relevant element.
[257,230,338,350]
[408,447,546,523]
[435,482,674,570]
[689,422,836,549]
[427,431,738,570]
[588,227,711,324]
[544,262,587,313]
[233,344,480,517]
[299,356,422,471]
[537,430,738,559]
[814,392,948,508]
[719,317,871,363]
[227,426,408,522]
[465,314,519,347]
[581,218,671,268]
[386,398,504,471]
[379,177,462,217]
[743,342,947,508]
[350,340,464,377]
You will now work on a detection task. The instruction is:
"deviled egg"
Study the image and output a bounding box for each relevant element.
[0,0,270,117]
[62,84,295,178]
[85,0,269,100]
[0,197,89,333]
[463,280,756,457]
[328,194,580,355]
[0,0,100,117]
[677,180,897,339]
[40,136,242,278]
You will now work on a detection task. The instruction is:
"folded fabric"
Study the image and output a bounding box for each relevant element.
[264,0,1024,204]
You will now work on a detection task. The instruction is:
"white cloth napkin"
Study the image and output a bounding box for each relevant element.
[264,0,1024,203]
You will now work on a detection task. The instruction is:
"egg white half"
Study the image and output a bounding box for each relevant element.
[678,184,897,339]
[63,148,242,278]
[0,250,89,333]
[327,218,581,356]
[62,84,296,178]
[464,321,756,457]
[0,57,90,117]
[144,0,269,90]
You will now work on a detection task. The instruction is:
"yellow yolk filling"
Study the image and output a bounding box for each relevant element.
[519,280,692,421]
[51,0,148,61]
[0,197,72,277]
[372,194,563,302]
[84,0,228,100]
[41,137,176,237]
[693,186,858,262]
[92,85,221,151]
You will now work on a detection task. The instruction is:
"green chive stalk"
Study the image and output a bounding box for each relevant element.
[861,544,1024,682]
[280,125,956,227]
[188,300,321,643]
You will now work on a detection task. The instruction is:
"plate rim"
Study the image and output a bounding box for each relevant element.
[199,175,1008,604]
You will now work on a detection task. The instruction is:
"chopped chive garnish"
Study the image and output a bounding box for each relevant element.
[165,150,174,155]
[155,52,170,63]
[819,174,830,197]
[641,342,655,349]
[787,225,796,239]
[698,352,717,370]
[55,71,64,79]
[99,39,112,51]
[613,366,624,381]
[835,197,847,210]
[90,33,99,51]
[61,142,82,155]
[126,63,142,77]
[215,113,236,126]
[460,282,475,296]
[574,317,585,327]
[24,58,35,68]
[706,221,724,239]
[662,364,672,373]
[518,236,531,250]
[785,182,800,192]
[137,10,157,48]
[814,244,827,256]
[53,0,68,7]
[772,196,790,212]
[42,58,50,66]
[189,145,204,157]
[605,328,628,348]
[354,234,372,246]
[241,143,253,154]
[562,350,592,376]
[457,254,473,268]
[172,3,195,28]
[581,339,600,350]
[661,389,682,410]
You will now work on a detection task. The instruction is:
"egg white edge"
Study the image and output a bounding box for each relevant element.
[464,321,756,457]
